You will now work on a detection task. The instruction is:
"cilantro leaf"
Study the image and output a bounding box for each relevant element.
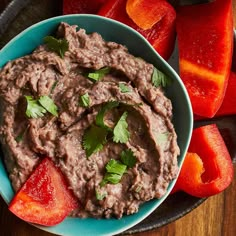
[152,67,172,88]
[15,126,29,143]
[113,111,130,143]
[25,96,47,118]
[119,83,131,93]
[83,124,108,157]
[38,95,58,117]
[51,81,58,93]
[100,159,127,186]
[100,173,122,186]
[44,36,69,58]
[79,93,90,107]
[95,101,120,130]
[15,133,24,143]
[85,67,111,82]
[120,149,137,168]
[105,159,127,175]
[155,132,171,145]
[95,189,107,200]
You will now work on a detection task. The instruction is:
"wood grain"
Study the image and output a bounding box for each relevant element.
[0,1,236,236]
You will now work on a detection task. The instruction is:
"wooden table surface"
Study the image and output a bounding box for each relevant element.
[0,1,236,236]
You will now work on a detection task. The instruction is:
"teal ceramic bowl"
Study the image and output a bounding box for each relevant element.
[0,14,193,236]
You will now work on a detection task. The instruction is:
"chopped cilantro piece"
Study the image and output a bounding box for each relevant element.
[100,159,127,186]
[120,149,137,168]
[135,184,142,193]
[95,101,120,130]
[79,93,90,107]
[15,126,30,143]
[86,67,111,82]
[155,132,171,145]
[119,83,131,93]
[105,159,127,175]
[100,173,122,186]
[152,67,172,88]
[51,81,58,93]
[15,133,24,143]
[44,36,69,58]
[25,96,47,119]
[25,95,58,118]
[113,111,130,143]
[95,189,107,201]
[82,124,108,157]
[39,95,58,117]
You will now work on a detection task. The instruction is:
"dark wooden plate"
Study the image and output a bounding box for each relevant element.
[0,0,235,235]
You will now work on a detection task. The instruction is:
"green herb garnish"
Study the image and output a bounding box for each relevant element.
[51,81,58,93]
[113,111,130,143]
[25,96,47,118]
[86,67,111,82]
[25,95,58,119]
[79,93,90,107]
[82,103,131,157]
[100,151,137,186]
[95,101,120,130]
[39,95,58,117]
[44,36,69,58]
[15,125,30,143]
[95,189,107,200]
[155,132,171,145]
[100,159,127,186]
[105,159,127,175]
[82,124,108,157]
[135,184,142,193]
[15,133,24,143]
[119,83,131,93]
[120,149,136,168]
[152,67,172,88]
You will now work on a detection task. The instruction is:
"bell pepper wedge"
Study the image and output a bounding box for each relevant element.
[172,124,234,198]
[215,71,236,117]
[194,71,236,120]
[9,157,78,226]
[126,0,171,30]
[63,0,105,14]
[98,0,176,60]
[176,0,233,118]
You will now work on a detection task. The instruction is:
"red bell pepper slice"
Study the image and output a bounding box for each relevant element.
[9,157,78,226]
[194,71,236,120]
[216,71,236,117]
[172,124,234,198]
[98,0,176,60]
[126,0,170,30]
[63,0,105,14]
[176,0,233,118]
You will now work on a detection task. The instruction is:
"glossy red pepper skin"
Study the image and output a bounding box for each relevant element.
[126,0,171,30]
[172,124,234,198]
[176,0,233,118]
[98,0,176,60]
[194,71,236,120]
[63,0,105,14]
[9,157,78,226]
[216,71,236,117]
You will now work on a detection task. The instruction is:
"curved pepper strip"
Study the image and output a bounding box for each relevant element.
[216,71,236,117]
[98,0,176,60]
[195,71,236,120]
[126,0,170,30]
[172,124,234,198]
